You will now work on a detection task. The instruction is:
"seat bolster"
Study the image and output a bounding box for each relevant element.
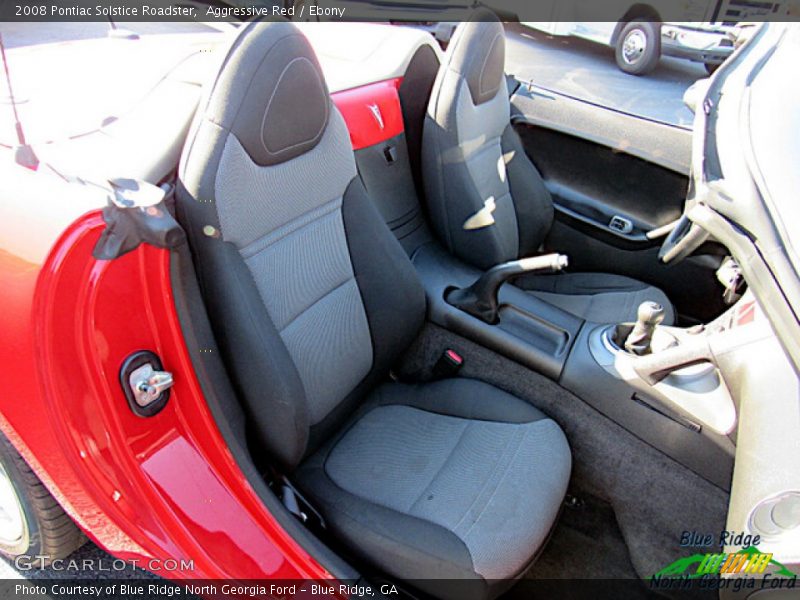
[501,124,554,257]
[368,378,548,424]
[519,272,676,325]
[298,451,485,588]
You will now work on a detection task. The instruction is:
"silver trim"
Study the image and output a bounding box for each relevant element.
[129,363,174,408]
[0,464,25,546]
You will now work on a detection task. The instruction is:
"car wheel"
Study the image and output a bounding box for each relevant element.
[0,434,85,562]
[704,62,720,75]
[615,21,661,76]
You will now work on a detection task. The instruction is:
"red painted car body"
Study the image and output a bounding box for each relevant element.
[0,78,405,582]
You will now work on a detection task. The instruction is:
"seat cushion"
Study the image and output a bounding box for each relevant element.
[295,378,571,599]
[517,272,675,325]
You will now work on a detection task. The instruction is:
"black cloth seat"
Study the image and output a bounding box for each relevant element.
[517,271,676,325]
[421,13,674,324]
[177,21,571,600]
[296,378,570,598]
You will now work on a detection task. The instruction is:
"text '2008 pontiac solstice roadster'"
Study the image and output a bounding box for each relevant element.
[0,7,798,600]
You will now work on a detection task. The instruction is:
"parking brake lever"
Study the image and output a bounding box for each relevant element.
[446,254,568,324]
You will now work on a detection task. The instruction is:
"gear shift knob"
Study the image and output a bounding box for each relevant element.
[624,301,666,356]
[635,301,666,326]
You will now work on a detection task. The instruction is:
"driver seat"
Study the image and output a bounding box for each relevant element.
[177,21,571,600]
[422,13,675,325]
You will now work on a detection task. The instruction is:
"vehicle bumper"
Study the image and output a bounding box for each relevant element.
[661,24,736,64]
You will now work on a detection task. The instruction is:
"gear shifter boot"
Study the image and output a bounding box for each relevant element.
[624,301,666,355]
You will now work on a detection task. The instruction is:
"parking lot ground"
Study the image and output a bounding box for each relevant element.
[0,543,155,581]
[504,23,703,129]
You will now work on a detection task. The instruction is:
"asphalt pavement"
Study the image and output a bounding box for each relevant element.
[504,23,703,129]
[0,543,154,581]
[0,18,701,583]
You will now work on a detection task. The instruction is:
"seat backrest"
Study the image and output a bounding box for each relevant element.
[177,21,425,471]
[422,12,554,270]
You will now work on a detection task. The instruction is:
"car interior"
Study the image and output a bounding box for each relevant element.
[86,13,782,599]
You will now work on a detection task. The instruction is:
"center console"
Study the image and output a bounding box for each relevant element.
[413,243,583,380]
[413,243,771,490]
[563,293,775,490]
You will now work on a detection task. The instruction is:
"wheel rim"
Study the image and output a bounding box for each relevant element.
[622,29,647,65]
[0,465,25,545]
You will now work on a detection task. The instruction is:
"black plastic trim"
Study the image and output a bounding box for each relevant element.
[553,204,652,245]
[94,194,185,260]
[354,132,432,256]
[562,324,734,490]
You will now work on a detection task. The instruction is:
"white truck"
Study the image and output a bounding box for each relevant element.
[515,0,782,75]
[522,21,737,75]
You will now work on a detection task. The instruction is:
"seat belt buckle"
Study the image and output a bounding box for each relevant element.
[280,477,326,533]
[432,349,464,380]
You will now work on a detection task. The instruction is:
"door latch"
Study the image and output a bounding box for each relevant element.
[131,365,173,407]
[608,215,634,235]
[119,351,173,417]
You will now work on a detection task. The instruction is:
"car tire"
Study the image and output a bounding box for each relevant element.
[0,433,85,563]
[615,20,661,76]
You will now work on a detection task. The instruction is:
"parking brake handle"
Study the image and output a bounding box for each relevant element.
[446,254,568,324]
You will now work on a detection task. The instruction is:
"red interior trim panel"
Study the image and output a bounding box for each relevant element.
[331,78,405,151]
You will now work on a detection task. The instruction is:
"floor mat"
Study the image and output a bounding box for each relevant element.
[507,492,653,599]
[528,492,639,580]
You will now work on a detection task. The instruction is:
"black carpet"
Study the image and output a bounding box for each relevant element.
[504,492,655,599]
[527,492,639,581]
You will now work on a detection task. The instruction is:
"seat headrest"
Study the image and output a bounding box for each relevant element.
[202,21,330,167]
[447,10,506,106]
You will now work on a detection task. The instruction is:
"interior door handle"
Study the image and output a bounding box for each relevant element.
[552,204,650,243]
[608,215,633,235]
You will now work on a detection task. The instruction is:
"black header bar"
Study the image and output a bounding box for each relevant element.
[1,0,797,23]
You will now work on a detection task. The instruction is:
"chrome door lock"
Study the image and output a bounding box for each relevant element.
[119,351,173,417]
[130,364,174,407]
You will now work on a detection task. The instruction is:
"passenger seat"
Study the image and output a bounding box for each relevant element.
[422,12,675,324]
